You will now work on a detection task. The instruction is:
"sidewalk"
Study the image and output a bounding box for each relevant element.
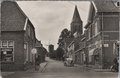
[74,64,112,72]
[26,61,48,72]
[1,72,15,77]
[1,61,49,77]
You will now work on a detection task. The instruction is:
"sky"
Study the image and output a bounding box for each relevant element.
[17,1,90,50]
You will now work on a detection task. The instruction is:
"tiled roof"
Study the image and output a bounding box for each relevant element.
[93,0,120,12]
[85,1,120,29]
[1,1,28,31]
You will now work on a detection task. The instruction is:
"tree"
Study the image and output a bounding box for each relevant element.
[56,47,64,61]
[58,28,69,43]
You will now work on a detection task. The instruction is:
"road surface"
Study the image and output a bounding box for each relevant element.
[2,57,118,78]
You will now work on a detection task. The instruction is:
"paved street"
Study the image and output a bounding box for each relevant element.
[2,57,118,78]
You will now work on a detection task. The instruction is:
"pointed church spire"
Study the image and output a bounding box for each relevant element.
[72,5,82,23]
[70,5,83,35]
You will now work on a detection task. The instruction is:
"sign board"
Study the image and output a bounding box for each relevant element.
[1,48,13,51]
[104,44,109,47]
[31,48,37,54]
[3,51,7,54]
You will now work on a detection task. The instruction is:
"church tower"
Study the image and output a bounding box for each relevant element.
[71,5,83,35]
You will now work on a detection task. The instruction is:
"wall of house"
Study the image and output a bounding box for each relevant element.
[100,12,119,68]
[85,11,119,68]
[101,13,119,40]
[1,31,25,71]
[23,21,37,70]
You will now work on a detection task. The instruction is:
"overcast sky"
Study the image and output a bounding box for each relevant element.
[17,1,90,50]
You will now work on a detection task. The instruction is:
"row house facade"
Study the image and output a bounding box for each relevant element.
[74,34,87,65]
[67,33,87,65]
[85,1,120,69]
[1,1,38,71]
[59,1,120,69]
[58,37,74,58]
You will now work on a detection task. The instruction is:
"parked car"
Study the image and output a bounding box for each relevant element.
[64,58,74,67]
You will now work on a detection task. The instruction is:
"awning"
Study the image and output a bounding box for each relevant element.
[89,49,95,56]
[93,48,99,55]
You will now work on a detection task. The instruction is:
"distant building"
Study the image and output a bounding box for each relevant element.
[48,44,55,58]
[1,1,37,71]
[48,44,54,53]
[35,42,47,62]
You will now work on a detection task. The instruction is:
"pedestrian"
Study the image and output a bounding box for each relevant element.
[111,58,119,72]
[35,55,41,71]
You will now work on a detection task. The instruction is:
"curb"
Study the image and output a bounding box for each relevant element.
[41,62,49,72]
[74,64,113,72]
[1,72,15,76]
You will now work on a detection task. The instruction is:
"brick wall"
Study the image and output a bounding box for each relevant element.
[1,31,25,71]
[1,1,26,31]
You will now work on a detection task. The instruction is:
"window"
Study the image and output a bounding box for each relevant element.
[8,41,14,47]
[2,41,7,48]
[1,41,14,62]
[117,2,120,6]
[114,1,120,7]
[88,28,91,39]
[116,43,119,56]
[94,21,98,36]
[27,25,31,37]
[0,41,1,47]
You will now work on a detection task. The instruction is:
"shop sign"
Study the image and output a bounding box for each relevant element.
[31,48,37,54]
[3,51,7,54]
[88,41,102,50]
[1,48,13,51]
[104,44,109,47]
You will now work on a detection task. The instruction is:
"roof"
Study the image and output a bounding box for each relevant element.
[71,5,82,23]
[93,0,120,12]
[35,39,42,47]
[85,0,120,29]
[1,1,35,32]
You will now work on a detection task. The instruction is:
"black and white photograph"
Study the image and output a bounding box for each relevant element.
[0,0,120,78]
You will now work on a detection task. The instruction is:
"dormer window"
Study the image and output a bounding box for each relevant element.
[114,1,120,7]
[117,1,120,6]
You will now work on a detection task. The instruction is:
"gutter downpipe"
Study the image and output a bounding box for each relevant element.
[101,12,104,69]
[118,7,120,77]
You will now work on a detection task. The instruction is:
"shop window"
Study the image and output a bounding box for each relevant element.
[1,41,14,62]
[1,48,13,62]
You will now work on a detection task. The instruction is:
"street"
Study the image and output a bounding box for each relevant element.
[2,57,118,78]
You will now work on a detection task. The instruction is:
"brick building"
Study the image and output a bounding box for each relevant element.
[85,1,120,69]
[1,1,37,71]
